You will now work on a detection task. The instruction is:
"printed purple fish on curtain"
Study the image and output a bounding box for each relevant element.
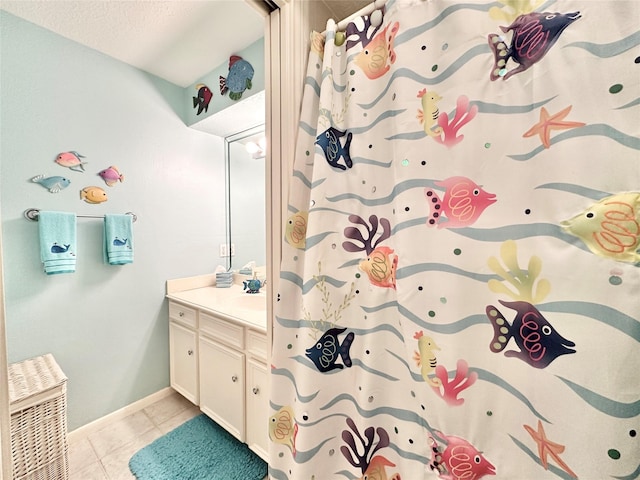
[486,300,576,368]
[488,11,581,80]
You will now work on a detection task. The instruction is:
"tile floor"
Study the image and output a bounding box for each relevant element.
[69,391,201,480]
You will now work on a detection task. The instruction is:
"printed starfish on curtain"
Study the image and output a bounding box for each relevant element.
[523,420,577,478]
[523,105,585,148]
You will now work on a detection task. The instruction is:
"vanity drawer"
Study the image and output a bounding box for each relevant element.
[247,330,267,361]
[200,312,244,349]
[169,302,197,329]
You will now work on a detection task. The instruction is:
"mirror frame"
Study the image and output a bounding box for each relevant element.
[223,123,266,271]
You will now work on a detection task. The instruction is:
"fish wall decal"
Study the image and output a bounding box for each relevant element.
[193,83,212,115]
[31,174,71,193]
[55,151,87,172]
[98,166,124,187]
[80,186,108,204]
[220,56,254,101]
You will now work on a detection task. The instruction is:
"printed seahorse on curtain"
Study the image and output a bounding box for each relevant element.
[341,418,401,480]
[354,21,400,79]
[413,331,442,387]
[343,214,397,289]
[417,89,443,137]
[414,331,477,405]
[488,11,581,81]
[425,176,496,228]
[560,192,640,265]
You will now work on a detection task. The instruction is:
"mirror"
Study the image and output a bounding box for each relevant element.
[224,124,266,271]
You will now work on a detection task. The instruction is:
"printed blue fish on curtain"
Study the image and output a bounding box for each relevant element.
[270,1,640,479]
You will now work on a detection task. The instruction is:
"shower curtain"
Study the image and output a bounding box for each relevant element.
[270,1,639,479]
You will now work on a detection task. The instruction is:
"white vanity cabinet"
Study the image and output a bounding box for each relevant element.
[168,303,198,404]
[245,330,269,459]
[199,311,246,441]
[167,290,268,462]
[246,357,269,459]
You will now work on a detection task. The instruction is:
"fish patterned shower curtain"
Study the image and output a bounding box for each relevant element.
[270,1,639,478]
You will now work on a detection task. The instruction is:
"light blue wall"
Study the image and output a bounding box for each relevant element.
[0,11,228,430]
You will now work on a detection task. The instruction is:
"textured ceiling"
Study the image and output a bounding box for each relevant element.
[0,0,266,88]
[0,0,373,88]
[0,0,371,136]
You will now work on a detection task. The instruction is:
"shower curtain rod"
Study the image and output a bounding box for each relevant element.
[322,0,388,35]
[24,208,138,223]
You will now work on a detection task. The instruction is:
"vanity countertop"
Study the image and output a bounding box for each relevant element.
[166,274,267,331]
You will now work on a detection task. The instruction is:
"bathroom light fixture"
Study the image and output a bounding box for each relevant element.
[245,136,266,159]
[245,142,259,153]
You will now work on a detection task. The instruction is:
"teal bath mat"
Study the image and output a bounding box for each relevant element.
[129,414,267,480]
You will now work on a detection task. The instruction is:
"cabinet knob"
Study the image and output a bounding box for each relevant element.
[187,349,193,356]
[231,375,238,382]
[179,311,184,317]
[252,387,259,395]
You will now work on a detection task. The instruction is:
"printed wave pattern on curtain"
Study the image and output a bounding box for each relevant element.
[270,1,640,479]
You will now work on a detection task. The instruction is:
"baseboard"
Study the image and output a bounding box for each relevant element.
[68,387,174,443]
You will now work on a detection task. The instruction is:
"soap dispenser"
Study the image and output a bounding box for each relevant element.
[243,271,265,294]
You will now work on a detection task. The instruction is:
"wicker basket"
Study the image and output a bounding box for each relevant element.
[8,354,69,480]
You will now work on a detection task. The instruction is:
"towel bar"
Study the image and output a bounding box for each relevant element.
[24,208,137,223]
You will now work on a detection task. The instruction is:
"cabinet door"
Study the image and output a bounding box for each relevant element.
[246,358,269,461]
[169,321,198,404]
[199,335,245,441]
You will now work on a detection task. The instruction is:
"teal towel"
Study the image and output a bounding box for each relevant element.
[104,214,134,265]
[38,211,77,275]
